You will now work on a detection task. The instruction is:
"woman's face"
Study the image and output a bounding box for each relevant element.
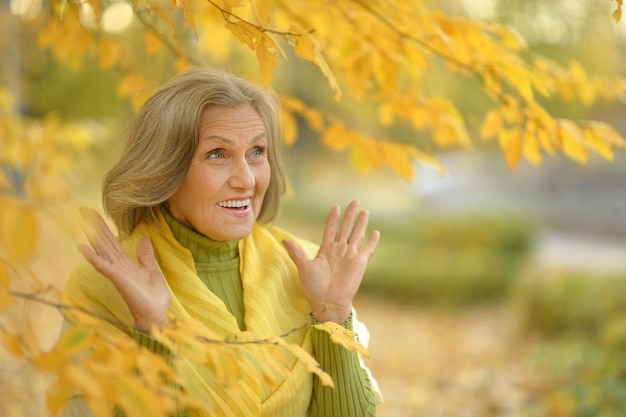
[166,104,271,241]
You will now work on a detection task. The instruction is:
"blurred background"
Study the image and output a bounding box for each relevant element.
[2,0,626,416]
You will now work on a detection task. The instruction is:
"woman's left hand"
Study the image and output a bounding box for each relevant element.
[282,200,380,324]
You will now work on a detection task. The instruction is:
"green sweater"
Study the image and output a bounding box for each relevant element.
[152,209,378,416]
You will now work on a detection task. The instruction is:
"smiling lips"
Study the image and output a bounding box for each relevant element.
[217,198,252,210]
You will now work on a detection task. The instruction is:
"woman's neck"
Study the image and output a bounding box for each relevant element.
[161,206,238,263]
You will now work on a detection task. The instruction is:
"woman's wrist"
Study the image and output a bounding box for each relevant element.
[134,315,169,335]
[310,302,352,324]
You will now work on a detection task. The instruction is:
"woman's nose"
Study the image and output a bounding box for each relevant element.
[228,158,255,189]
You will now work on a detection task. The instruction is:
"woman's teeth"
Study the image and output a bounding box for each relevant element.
[217,198,251,208]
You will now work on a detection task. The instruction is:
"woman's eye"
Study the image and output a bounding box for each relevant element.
[207,149,224,159]
[251,146,266,157]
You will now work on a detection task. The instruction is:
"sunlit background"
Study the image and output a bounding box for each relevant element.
[2,0,626,416]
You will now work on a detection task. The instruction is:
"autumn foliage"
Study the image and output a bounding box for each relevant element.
[1,1,626,416]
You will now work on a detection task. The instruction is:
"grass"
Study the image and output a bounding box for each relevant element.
[514,271,626,417]
[362,212,535,306]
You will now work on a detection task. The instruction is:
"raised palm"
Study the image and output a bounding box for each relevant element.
[79,208,171,333]
[282,201,380,324]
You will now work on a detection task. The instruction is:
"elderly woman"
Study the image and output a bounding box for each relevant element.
[63,68,382,417]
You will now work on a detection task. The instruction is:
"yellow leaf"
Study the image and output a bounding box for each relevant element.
[64,364,104,398]
[116,375,175,417]
[479,109,503,140]
[0,196,37,262]
[225,20,262,51]
[583,120,626,147]
[280,108,298,146]
[84,396,115,417]
[321,123,353,152]
[522,121,542,166]
[207,345,242,387]
[510,67,534,102]
[409,148,448,176]
[281,96,324,132]
[256,34,278,87]
[613,5,622,22]
[583,127,613,161]
[291,29,341,100]
[350,144,372,175]
[152,7,177,36]
[144,31,163,56]
[0,259,13,312]
[356,137,383,169]
[2,331,24,358]
[372,52,398,94]
[500,127,523,170]
[313,321,370,358]
[46,381,72,417]
[174,57,193,74]
[558,120,588,164]
[381,141,415,181]
[410,106,432,130]
[292,30,315,61]
[136,349,175,385]
[500,95,521,123]
[174,359,213,409]
[182,5,198,40]
[483,66,502,99]
[32,351,67,372]
[569,61,595,106]
[280,340,334,387]
[535,127,555,155]
[58,326,93,355]
[117,73,147,99]
[99,39,123,70]
[270,337,335,387]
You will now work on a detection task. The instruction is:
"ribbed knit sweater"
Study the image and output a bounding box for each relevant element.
[155,208,378,416]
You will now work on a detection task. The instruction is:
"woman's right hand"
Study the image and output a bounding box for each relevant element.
[78,208,171,333]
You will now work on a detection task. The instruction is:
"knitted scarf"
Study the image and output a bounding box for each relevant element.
[64,210,320,417]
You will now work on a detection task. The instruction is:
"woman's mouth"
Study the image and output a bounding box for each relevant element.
[217,198,252,211]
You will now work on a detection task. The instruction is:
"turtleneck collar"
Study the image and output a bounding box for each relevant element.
[161,206,239,264]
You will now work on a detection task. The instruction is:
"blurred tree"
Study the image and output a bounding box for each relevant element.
[3,0,626,182]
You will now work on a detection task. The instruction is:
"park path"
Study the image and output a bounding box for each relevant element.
[354,295,543,417]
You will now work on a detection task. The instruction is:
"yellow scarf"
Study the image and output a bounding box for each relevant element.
[64,210,320,417]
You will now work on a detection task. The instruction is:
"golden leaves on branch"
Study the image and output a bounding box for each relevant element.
[224,20,282,87]
[3,278,375,417]
[0,88,93,195]
[613,0,623,22]
[313,321,369,358]
[27,0,626,176]
[282,95,446,181]
[480,98,626,170]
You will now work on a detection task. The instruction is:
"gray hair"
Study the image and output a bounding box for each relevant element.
[102,68,286,236]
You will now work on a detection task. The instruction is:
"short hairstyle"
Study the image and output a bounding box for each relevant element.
[102,68,286,236]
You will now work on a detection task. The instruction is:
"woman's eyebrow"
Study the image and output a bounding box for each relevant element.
[202,132,267,144]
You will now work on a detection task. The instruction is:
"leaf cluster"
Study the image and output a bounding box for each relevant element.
[0,256,368,417]
[21,0,626,179]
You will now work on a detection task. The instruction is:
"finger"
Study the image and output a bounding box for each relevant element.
[80,208,120,262]
[136,238,159,281]
[337,200,359,243]
[78,243,125,289]
[282,239,308,270]
[320,205,341,244]
[348,209,370,248]
[361,230,381,259]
